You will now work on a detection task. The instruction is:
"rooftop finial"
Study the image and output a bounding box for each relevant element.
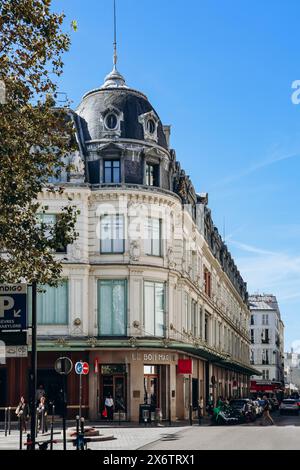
[101,0,127,89]
[113,0,117,70]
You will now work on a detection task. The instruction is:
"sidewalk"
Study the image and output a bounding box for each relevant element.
[0,418,211,450]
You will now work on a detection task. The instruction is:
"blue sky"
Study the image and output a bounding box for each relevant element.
[53,0,300,351]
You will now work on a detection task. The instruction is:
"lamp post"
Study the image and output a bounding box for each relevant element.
[30,281,37,449]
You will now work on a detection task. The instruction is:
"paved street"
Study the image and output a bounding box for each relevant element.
[0,412,300,450]
[141,412,300,450]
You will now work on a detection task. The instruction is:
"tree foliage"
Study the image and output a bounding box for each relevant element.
[0,0,79,285]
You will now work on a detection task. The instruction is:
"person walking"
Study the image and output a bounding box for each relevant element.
[15,396,29,432]
[105,394,114,421]
[37,396,48,433]
[262,395,274,426]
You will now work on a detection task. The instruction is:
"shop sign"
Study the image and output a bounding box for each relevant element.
[177,359,192,374]
[131,352,177,363]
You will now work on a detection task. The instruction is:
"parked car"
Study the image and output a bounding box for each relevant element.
[214,405,241,425]
[269,398,279,410]
[229,399,256,422]
[279,399,299,415]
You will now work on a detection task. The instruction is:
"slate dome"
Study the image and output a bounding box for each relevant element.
[75,67,168,150]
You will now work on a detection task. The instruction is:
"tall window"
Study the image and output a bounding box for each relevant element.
[104,160,120,183]
[144,218,161,256]
[262,314,269,325]
[98,280,127,336]
[261,328,269,344]
[100,214,124,253]
[38,213,67,253]
[204,269,211,297]
[34,281,69,325]
[144,281,165,337]
[250,349,254,364]
[250,314,254,326]
[145,163,159,186]
[250,329,254,343]
[191,301,197,337]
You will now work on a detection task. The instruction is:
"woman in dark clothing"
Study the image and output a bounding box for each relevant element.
[15,396,29,432]
[37,396,48,433]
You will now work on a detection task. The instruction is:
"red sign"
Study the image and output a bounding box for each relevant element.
[82,362,89,375]
[177,359,192,374]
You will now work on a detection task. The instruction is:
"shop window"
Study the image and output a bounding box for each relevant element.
[144,281,165,337]
[28,281,69,325]
[144,218,162,256]
[98,280,127,336]
[100,214,124,253]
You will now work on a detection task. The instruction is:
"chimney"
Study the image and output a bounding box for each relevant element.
[163,125,171,148]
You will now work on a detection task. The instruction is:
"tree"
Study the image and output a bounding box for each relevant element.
[0,0,79,285]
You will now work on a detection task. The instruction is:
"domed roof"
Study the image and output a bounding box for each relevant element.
[75,67,168,150]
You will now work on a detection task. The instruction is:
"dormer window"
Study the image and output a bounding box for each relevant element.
[138,111,159,143]
[100,107,123,137]
[147,118,156,134]
[105,113,118,130]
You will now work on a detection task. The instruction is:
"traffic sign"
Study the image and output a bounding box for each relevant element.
[75,361,83,374]
[0,284,27,331]
[55,357,73,375]
[75,361,89,375]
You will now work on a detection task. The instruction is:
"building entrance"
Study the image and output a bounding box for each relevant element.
[144,365,159,407]
[100,364,127,418]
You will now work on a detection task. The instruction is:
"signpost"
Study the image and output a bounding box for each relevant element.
[55,357,73,451]
[75,361,89,420]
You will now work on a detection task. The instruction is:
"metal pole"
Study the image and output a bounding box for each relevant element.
[79,367,82,420]
[62,374,67,451]
[30,281,37,450]
[4,407,7,436]
[19,415,22,450]
[76,415,79,451]
[189,375,193,426]
[8,406,11,434]
[50,404,55,450]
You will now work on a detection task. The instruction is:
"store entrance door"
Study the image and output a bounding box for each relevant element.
[143,366,160,408]
[100,365,127,419]
[37,369,64,415]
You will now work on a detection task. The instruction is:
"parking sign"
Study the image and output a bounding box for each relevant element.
[0,284,27,331]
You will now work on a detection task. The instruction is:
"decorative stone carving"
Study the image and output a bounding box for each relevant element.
[167,247,176,269]
[129,240,140,262]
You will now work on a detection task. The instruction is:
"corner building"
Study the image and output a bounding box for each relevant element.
[1,66,258,421]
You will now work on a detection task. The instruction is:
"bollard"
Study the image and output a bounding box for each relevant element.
[19,414,23,450]
[4,408,7,436]
[8,407,11,435]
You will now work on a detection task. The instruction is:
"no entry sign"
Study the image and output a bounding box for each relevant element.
[75,361,89,375]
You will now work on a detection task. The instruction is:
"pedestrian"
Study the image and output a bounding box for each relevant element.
[105,394,114,421]
[262,395,274,426]
[37,396,48,433]
[35,384,45,405]
[15,396,29,432]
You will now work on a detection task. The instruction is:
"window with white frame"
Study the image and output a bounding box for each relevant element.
[38,213,67,253]
[98,280,127,336]
[144,218,161,256]
[144,281,165,337]
[29,281,69,325]
[100,214,124,253]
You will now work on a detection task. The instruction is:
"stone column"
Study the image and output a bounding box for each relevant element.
[129,359,144,422]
